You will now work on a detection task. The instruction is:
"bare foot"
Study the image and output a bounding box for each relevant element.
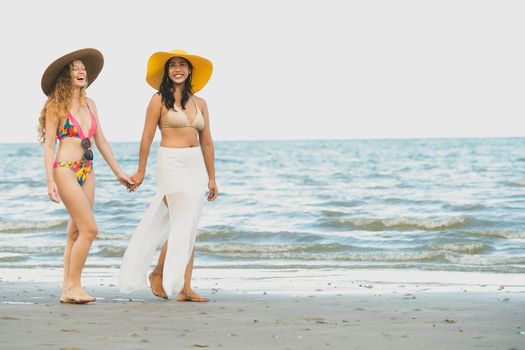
[148,273,168,299]
[177,289,209,302]
[65,286,96,304]
[60,290,71,304]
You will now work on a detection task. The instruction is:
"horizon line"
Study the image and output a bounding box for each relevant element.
[2,135,525,145]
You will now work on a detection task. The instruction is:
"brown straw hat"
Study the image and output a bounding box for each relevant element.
[41,48,104,96]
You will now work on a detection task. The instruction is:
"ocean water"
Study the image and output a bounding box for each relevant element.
[1,138,525,274]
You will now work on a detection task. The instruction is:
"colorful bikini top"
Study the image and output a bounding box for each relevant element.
[57,109,97,140]
[161,97,205,131]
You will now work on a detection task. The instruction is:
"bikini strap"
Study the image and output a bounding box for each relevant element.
[85,103,97,138]
[191,96,200,113]
[86,103,94,118]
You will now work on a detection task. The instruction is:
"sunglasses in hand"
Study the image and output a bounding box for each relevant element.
[81,138,94,161]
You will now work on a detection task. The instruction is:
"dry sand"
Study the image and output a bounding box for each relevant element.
[0,269,524,349]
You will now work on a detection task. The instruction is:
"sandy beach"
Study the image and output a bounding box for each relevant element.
[0,269,523,349]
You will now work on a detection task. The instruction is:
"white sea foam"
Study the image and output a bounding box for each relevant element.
[0,219,68,233]
[336,216,467,230]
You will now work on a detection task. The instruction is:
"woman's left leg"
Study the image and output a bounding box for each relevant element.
[60,220,79,303]
[176,247,208,302]
[149,241,168,299]
[60,172,95,303]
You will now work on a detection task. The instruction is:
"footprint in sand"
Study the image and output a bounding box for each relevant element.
[441,319,456,324]
[1,316,18,320]
[61,329,80,333]
[304,317,327,324]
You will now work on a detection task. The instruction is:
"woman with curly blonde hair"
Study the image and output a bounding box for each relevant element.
[39,48,133,304]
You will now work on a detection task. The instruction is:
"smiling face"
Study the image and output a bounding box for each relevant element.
[70,59,87,88]
[167,57,191,84]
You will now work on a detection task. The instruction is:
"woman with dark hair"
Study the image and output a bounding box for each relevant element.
[120,50,217,302]
[39,48,133,304]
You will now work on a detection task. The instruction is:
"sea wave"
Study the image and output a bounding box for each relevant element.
[313,200,364,208]
[197,229,325,242]
[198,244,444,262]
[462,230,525,240]
[0,246,64,254]
[320,210,351,218]
[198,242,350,254]
[322,216,470,231]
[441,203,486,211]
[445,254,525,265]
[0,219,68,233]
[96,232,133,241]
[94,246,127,258]
[0,179,43,187]
[503,180,525,187]
[426,243,486,254]
[0,255,27,262]
[198,242,523,266]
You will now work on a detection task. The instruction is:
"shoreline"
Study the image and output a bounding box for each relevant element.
[1,267,523,295]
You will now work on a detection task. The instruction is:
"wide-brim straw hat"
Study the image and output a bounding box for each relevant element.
[41,48,104,96]
[146,49,213,93]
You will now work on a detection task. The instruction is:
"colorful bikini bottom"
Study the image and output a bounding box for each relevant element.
[53,159,93,186]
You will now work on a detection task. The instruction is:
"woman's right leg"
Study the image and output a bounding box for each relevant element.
[148,195,170,299]
[60,219,79,303]
[54,168,98,303]
[149,241,168,298]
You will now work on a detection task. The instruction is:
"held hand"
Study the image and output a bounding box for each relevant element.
[207,179,218,201]
[47,180,60,203]
[129,171,145,192]
[117,173,135,192]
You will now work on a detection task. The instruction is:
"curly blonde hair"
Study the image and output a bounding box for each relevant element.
[37,63,87,143]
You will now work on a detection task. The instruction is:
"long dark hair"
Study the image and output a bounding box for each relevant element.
[159,57,193,111]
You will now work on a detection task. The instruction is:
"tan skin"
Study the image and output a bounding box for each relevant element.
[130,57,218,302]
[43,60,134,304]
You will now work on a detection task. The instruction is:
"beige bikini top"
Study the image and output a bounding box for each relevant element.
[161,97,205,131]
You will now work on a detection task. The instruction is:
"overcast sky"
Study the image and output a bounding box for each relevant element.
[1,0,524,143]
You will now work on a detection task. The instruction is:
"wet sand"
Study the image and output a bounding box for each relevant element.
[0,269,524,349]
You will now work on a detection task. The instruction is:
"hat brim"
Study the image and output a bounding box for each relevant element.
[146,51,213,93]
[41,48,104,96]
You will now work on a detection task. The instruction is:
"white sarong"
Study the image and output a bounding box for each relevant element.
[120,146,207,296]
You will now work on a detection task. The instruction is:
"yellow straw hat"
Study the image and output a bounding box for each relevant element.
[146,49,213,93]
[41,48,104,96]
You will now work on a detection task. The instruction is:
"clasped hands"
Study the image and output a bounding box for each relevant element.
[117,171,144,193]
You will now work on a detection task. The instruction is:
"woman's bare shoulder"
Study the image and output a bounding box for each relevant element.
[150,92,162,103]
[192,95,207,110]
[86,96,96,107]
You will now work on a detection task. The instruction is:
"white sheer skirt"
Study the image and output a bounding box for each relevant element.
[119,146,207,296]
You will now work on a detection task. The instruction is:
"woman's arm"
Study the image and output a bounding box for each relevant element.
[130,93,162,190]
[43,111,59,203]
[197,98,218,201]
[89,98,133,188]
